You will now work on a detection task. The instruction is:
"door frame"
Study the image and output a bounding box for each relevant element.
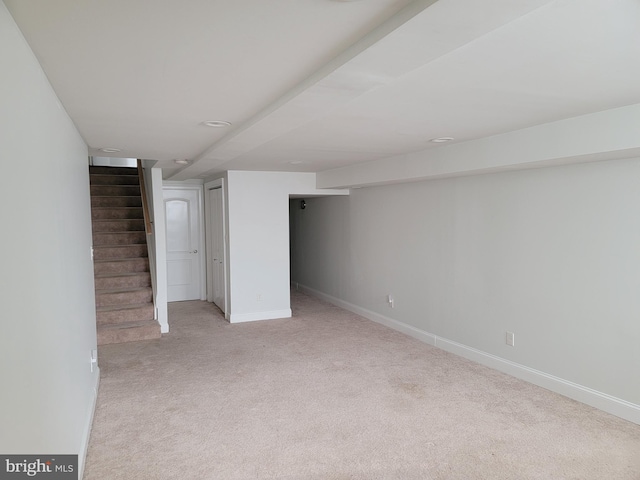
[163,182,207,301]
[204,178,229,319]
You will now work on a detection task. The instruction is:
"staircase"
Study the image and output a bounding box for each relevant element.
[89,166,161,345]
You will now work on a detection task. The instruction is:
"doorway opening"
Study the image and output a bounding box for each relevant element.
[205,179,228,317]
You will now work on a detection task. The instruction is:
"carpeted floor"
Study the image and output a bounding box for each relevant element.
[84,291,640,479]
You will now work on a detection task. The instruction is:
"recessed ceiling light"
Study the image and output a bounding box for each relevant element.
[430,137,454,143]
[289,160,305,165]
[202,120,231,128]
[99,147,121,153]
[174,159,189,165]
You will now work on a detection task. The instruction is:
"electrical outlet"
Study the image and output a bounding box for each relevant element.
[257,294,262,302]
[90,349,98,372]
[387,294,394,308]
[506,331,515,347]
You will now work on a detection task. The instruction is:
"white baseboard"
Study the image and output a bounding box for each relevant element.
[297,284,640,425]
[79,368,100,479]
[299,285,437,347]
[229,308,292,323]
[155,298,169,333]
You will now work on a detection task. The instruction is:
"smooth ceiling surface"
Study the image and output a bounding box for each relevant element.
[6,0,640,180]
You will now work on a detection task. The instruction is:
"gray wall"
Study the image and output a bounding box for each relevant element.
[0,0,99,466]
[291,158,640,409]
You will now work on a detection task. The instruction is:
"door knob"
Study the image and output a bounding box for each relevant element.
[192,249,198,254]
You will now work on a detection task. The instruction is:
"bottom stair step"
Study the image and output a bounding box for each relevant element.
[97,321,161,346]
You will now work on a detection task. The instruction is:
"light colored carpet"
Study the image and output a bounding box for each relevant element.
[84,291,640,479]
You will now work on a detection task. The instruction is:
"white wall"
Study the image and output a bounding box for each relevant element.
[225,171,347,322]
[0,0,99,472]
[291,158,640,423]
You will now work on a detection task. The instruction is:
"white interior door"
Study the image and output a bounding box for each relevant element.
[209,187,226,312]
[164,187,202,302]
